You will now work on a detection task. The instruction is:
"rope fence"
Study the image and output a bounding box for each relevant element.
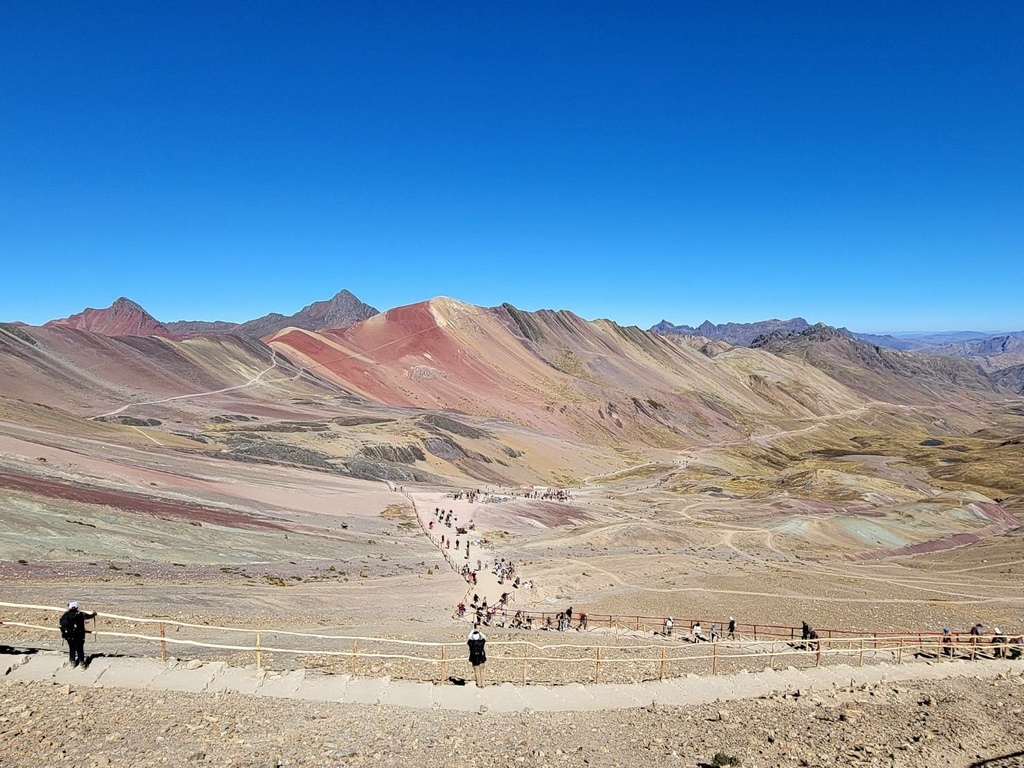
[2,601,1021,685]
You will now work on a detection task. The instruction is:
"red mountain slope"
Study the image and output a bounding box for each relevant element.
[267,298,870,447]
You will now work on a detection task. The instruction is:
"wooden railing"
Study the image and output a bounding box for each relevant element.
[2,601,1020,685]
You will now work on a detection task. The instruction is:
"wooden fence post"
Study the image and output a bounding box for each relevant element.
[521,643,528,685]
[859,637,865,666]
[159,623,167,662]
[595,646,602,684]
[815,640,822,667]
[255,632,262,671]
[753,624,758,641]
[659,646,666,680]
[769,641,776,670]
[440,644,447,683]
[351,640,357,675]
[712,641,719,676]
[897,637,904,665]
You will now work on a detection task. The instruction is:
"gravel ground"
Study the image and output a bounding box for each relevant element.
[2,673,1023,767]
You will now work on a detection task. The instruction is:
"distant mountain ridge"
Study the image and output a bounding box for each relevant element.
[651,317,811,346]
[47,290,379,340]
[853,330,1024,372]
[927,335,1024,373]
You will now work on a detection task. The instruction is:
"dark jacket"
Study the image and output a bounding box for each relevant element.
[59,609,95,640]
[467,631,486,665]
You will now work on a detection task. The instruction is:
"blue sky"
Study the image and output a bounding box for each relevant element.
[1,2,1021,333]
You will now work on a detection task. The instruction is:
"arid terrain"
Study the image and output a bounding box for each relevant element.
[2,299,1023,765]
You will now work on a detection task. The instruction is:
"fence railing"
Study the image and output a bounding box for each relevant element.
[2,602,1020,685]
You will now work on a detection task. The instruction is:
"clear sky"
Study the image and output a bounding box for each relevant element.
[1,2,1021,333]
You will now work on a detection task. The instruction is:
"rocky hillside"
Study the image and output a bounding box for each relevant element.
[993,363,1024,394]
[751,323,1003,404]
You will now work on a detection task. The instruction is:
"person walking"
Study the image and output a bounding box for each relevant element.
[59,601,98,668]
[467,625,487,687]
[727,616,736,640]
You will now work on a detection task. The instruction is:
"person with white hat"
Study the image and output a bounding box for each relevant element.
[59,601,98,668]
[466,624,487,687]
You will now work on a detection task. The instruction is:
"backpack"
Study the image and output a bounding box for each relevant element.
[59,610,74,640]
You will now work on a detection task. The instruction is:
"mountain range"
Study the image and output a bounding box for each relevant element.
[650,317,812,346]
[2,287,1022,496]
[46,290,378,340]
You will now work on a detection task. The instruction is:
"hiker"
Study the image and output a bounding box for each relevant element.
[941,627,954,656]
[728,616,736,640]
[801,621,811,642]
[992,628,1009,658]
[664,616,674,637]
[691,622,704,642]
[577,612,588,631]
[1008,633,1023,660]
[566,606,573,623]
[59,601,98,668]
[710,623,720,642]
[807,628,820,652]
[467,625,487,687]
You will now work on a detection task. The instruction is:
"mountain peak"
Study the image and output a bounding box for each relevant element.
[45,298,176,339]
[233,288,379,339]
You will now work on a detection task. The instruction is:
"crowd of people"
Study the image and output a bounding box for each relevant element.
[520,488,573,501]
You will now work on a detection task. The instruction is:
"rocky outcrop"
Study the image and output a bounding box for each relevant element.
[356,444,426,464]
[342,458,445,484]
[418,414,488,439]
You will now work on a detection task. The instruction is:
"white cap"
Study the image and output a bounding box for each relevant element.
[68,601,78,609]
